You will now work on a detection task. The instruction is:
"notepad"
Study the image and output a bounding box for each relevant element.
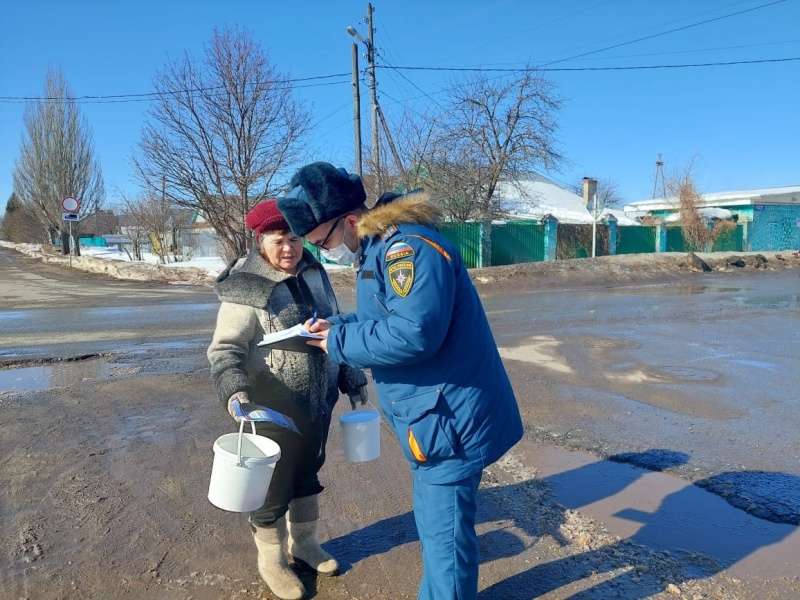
[256,324,324,353]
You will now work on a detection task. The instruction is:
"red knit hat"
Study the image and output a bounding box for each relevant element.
[246,200,290,234]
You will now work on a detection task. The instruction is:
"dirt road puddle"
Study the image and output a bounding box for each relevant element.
[515,439,800,582]
[0,359,118,393]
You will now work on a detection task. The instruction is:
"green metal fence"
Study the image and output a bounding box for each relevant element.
[711,224,744,252]
[303,220,747,270]
[78,236,108,247]
[666,224,744,252]
[665,226,686,252]
[491,221,545,265]
[616,226,656,254]
[439,222,481,268]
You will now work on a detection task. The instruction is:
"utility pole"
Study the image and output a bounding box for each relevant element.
[348,3,379,178]
[366,3,378,177]
[350,42,362,176]
[377,104,404,176]
[652,153,666,199]
[592,190,599,258]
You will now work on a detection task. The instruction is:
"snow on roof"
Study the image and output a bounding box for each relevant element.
[496,176,593,224]
[496,175,640,225]
[626,184,800,211]
[662,207,734,223]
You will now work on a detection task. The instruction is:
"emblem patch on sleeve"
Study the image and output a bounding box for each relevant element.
[385,241,415,262]
[388,260,415,297]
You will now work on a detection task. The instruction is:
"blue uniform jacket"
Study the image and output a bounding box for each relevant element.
[325,191,523,484]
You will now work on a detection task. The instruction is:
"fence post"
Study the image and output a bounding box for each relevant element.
[605,214,618,255]
[741,220,750,251]
[655,218,666,253]
[543,214,558,261]
[703,218,714,253]
[477,221,492,268]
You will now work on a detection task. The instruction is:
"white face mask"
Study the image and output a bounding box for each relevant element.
[321,240,361,265]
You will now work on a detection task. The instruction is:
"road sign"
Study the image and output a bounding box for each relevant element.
[62,212,80,222]
[61,196,80,212]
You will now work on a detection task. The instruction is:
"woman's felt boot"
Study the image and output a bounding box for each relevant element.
[286,495,339,576]
[252,516,305,600]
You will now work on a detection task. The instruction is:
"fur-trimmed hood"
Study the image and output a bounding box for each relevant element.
[357,189,443,239]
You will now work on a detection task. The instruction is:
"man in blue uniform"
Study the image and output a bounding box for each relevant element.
[278,162,523,600]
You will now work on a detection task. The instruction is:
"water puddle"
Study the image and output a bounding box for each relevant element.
[516,439,800,581]
[729,359,778,371]
[730,294,800,309]
[0,311,29,323]
[130,339,207,353]
[0,359,121,393]
[651,366,720,381]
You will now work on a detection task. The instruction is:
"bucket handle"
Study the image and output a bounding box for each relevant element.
[235,419,258,467]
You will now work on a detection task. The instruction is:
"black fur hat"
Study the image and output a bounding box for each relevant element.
[277,162,367,237]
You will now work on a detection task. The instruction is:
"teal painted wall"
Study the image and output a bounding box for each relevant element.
[749,205,800,251]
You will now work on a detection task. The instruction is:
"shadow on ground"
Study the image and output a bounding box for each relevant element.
[325,449,798,599]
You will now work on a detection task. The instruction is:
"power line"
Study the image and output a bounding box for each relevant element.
[0,73,350,104]
[547,38,800,62]
[538,0,788,67]
[530,0,761,65]
[380,56,800,73]
[375,13,447,112]
[2,51,797,106]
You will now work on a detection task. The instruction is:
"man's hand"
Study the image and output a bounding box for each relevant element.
[304,317,332,334]
[303,317,331,353]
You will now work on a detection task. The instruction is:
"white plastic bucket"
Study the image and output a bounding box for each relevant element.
[340,409,380,462]
[208,422,281,512]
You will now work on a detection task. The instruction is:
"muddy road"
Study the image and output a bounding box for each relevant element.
[1,245,799,599]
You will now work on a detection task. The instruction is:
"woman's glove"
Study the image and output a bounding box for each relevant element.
[347,386,368,410]
[227,391,254,422]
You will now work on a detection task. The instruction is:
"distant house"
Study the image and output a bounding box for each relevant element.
[625,185,800,251]
[497,172,639,225]
[176,209,220,258]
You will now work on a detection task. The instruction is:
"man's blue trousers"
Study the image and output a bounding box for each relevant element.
[412,470,483,600]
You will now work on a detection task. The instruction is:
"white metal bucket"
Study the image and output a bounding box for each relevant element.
[339,409,380,463]
[208,422,281,512]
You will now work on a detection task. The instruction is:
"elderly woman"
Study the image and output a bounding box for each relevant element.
[207,199,368,600]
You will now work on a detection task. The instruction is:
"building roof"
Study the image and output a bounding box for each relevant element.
[497,173,640,225]
[625,184,800,213]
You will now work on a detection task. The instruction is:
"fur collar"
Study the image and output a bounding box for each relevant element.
[213,247,319,308]
[357,190,443,239]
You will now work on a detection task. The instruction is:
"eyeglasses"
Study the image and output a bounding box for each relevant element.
[310,217,343,249]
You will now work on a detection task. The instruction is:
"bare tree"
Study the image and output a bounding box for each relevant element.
[133,26,312,262]
[114,189,189,264]
[12,67,105,251]
[431,68,565,220]
[667,157,735,252]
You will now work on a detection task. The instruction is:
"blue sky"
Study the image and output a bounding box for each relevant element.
[2,0,799,214]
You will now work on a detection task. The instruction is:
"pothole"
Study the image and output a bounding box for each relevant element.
[0,357,129,394]
[651,366,719,382]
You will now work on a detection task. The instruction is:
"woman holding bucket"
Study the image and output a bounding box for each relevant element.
[207,199,368,600]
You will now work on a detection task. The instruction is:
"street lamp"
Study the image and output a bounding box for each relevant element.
[346,26,366,45]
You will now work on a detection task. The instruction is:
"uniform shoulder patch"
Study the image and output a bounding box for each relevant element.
[385,241,415,262]
[387,260,415,297]
[379,224,399,242]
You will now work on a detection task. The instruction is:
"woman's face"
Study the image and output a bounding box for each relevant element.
[258,229,304,274]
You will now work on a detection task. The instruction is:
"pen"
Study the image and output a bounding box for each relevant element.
[311,309,318,327]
